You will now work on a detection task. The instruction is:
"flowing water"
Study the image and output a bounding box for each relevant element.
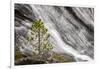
[15,4,94,62]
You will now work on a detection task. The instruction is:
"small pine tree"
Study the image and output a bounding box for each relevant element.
[27,19,53,60]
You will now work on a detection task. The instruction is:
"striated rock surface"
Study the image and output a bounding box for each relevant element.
[14,4,94,65]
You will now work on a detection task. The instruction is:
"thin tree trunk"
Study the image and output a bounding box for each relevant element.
[38,29,41,55]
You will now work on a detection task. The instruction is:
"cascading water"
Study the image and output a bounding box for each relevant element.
[15,4,94,63]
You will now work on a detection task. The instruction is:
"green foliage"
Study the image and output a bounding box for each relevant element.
[15,51,23,61]
[52,53,66,62]
[51,53,74,62]
[28,19,53,59]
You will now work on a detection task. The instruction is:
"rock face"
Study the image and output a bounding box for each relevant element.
[14,3,94,65]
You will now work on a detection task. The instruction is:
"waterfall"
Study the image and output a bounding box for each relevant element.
[15,4,94,62]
